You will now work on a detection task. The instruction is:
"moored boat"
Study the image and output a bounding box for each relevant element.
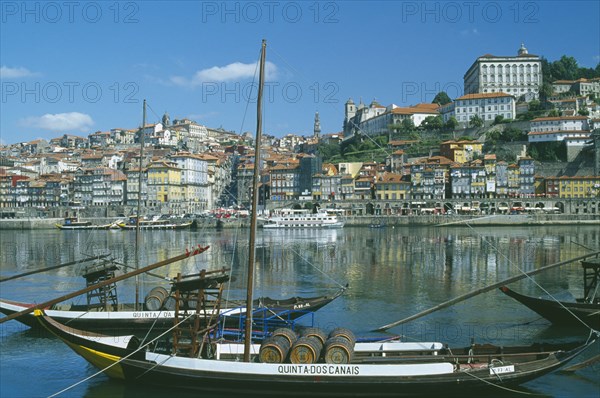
[116,215,193,230]
[263,208,344,229]
[55,217,113,230]
[34,289,596,396]
[499,286,600,330]
[500,258,600,329]
[0,289,344,336]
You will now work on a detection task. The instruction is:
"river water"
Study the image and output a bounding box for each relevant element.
[0,225,599,397]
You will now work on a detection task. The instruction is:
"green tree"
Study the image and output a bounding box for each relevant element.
[444,116,458,130]
[493,115,504,125]
[538,82,554,104]
[317,142,341,160]
[553,56,579,80]
[501,127,525,142]
[401,118,415,131]
[421,115,443,130]
[528,99,541,112]
[542,55,600,85]
[486,129,502,141]
[578,108,590,116]
[408,132,421,141]
[548,109,560,117]
[432,91,451,105]
[469,115,484,128]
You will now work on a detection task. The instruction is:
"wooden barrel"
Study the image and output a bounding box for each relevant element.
[144,286,169,311]
[290,337,322,364]
[259,336,291,363]
[328,327,356,346]
[300,327,327,345]
[163,295,177,311]
[324,336,354,364]
[272,328,297,346]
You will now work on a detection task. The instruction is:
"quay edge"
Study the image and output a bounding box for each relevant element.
[0,214,598,230]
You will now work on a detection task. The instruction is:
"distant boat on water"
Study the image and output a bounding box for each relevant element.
[262,208,344,229]
[55,217,113,230]
[116,215,193,230]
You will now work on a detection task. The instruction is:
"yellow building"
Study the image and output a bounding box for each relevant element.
[507,164,520,197]
[440,140,483,163]
[547,176,600,198]
[375,172,410,200]
[147,161,183,207]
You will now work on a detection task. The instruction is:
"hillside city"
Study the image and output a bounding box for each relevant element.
[1,44,600,218]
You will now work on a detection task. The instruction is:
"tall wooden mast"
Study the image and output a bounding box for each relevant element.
[244,39,266,362]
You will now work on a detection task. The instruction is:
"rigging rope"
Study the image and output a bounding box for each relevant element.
[286,240,347,290]
[47,311,197,398]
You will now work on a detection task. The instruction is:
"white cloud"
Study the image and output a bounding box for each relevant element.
[170,61,278,86]
[0,66,39,79]
[593,55,600,62]
[19,112,94,132]
[459,28,479,37]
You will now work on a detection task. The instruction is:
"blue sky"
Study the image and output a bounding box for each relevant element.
[1,1,599,145]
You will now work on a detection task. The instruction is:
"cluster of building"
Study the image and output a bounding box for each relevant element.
[2,128,599,216]
[1,44,599,215]
[344,44,600,156]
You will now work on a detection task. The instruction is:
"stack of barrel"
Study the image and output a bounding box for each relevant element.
[259,328,298,363]
[289,327,328,364]
[259,327,356,364]
[323,327,356,364]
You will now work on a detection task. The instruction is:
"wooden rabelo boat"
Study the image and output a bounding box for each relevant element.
[33,267,596,396]
[0,290,342,335]
[500,258,600,330]
[55,217,113,230]
[32,40,597,397]
[0,257,343,336]
[0,245,343,336]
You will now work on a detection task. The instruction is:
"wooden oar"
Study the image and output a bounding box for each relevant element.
[0,245,210,325]
[372,251,600,332]
[0,254,110,283]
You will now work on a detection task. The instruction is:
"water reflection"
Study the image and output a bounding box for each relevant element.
[1,225,599,398]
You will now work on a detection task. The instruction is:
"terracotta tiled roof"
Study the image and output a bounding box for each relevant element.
[531,116,588,122]
[456,92,512,100]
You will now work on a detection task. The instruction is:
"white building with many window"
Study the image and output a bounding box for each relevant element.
[464,44,542,101]
[440,92,516,126]
[527,116,592,161]
[343,99,439,138]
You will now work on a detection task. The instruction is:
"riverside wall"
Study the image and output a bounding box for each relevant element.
[1,214,598,230]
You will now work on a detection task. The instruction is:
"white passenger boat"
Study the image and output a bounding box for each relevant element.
[262,208,344,229]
